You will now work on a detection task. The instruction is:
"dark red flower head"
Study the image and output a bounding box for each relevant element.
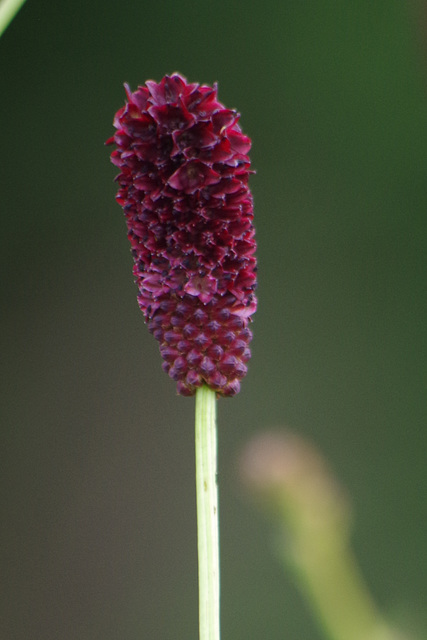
[107,73,257,396]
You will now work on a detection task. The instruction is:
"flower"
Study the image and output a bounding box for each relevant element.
[107,73,257,396]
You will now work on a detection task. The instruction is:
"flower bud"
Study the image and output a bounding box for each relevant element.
[107,74,257,395]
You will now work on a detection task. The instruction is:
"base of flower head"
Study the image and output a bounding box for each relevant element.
[147,294,252,397]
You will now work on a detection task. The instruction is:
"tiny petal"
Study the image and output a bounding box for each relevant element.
[168,161,220,193]
[148,104,195,132]
[184,274,218,304]
[172,123,218,153]
[227,131,252,154]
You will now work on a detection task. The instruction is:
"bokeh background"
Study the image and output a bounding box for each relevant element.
[1,1,426,638]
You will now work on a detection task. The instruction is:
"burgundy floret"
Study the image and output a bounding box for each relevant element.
[107,73,257,396]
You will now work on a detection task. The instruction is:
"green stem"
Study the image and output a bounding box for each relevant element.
[278,509,401,640]
[0,0,27,38]
[195,385,220,640]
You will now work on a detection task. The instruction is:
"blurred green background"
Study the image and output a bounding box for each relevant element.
[1,1,426,638]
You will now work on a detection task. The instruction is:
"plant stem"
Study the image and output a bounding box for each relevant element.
[281,524,398,640]
[195,385,220,640]
[0,0,27,38]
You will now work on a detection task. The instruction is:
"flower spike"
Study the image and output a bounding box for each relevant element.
[107,73,257,396]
